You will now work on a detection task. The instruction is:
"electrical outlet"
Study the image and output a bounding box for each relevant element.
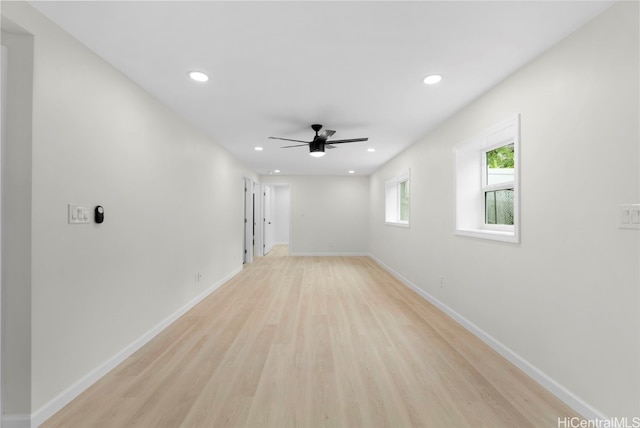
[619,204,640,229]
[439,276,444,288]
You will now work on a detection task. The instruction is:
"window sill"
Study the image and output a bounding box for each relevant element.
[455,228,519,243]
[386,221,410,229]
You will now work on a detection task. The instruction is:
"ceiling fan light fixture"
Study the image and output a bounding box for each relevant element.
[309,140,325,157]
[423,74,442,85]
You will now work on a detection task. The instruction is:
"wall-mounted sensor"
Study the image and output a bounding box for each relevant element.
[95,206,104,224]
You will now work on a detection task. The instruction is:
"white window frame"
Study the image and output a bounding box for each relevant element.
[454,115,520,243]
[385,169,410,227]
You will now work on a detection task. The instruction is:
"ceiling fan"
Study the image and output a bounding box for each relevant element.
[269,124,368,157]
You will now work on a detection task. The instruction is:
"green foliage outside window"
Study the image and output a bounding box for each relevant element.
[486,143,514,169]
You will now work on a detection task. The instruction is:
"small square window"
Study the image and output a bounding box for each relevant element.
[385,169,410,226]
[483,142,515,228]
[454,115,520,243]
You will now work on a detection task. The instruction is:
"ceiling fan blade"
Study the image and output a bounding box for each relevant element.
[280,144,309,148]
[320,129,336,138]
[268,137,310,143]
[326,144,337,149]
[326,138,369,144]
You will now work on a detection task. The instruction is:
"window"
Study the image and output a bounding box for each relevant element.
[385,169,410,226]
[483,143,514,228]
[455,115,520,243]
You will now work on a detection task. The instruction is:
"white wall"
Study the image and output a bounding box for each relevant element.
[1,19,34,417]
[2,2,258,421]
[261,175,369,255]
[369,2,639,418]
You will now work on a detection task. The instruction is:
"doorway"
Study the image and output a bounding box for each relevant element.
[262,184,290,256]
[243,178,256,264]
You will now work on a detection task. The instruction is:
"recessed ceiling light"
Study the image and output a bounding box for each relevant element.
[348,170,355,174]
[367,148,376,152]
[188,71,209,82]
[254,147,263,151]
[274,169,281,173]
[423,74,442,85]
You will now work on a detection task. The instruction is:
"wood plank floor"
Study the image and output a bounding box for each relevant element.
[43,255,577,427]
[265,244,289,257]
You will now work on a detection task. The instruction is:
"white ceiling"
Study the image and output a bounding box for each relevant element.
[30,1,613,176]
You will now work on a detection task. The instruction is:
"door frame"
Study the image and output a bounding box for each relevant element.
[262,184,273,256]
[1,44,8,427]
[261,183,291,256]
[243,177,256,264]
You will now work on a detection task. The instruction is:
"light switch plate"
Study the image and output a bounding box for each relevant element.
[619,204,640,229]
[68,204,91,224]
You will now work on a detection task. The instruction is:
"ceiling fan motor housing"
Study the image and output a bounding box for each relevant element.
[309,140,325,155]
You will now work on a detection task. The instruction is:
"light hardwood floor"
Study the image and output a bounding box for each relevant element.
[265,244,289,257]
[44,255,577,427]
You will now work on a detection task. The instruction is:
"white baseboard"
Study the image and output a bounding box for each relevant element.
[30,265,243,428]
[2,414,31,428]
[367,253,607,421]
[289,252,369,257]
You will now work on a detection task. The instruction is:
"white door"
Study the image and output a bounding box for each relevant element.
[263,185,274,255]
[243,178,254,264]
[0,45,7,427]
[272,185,291,246]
